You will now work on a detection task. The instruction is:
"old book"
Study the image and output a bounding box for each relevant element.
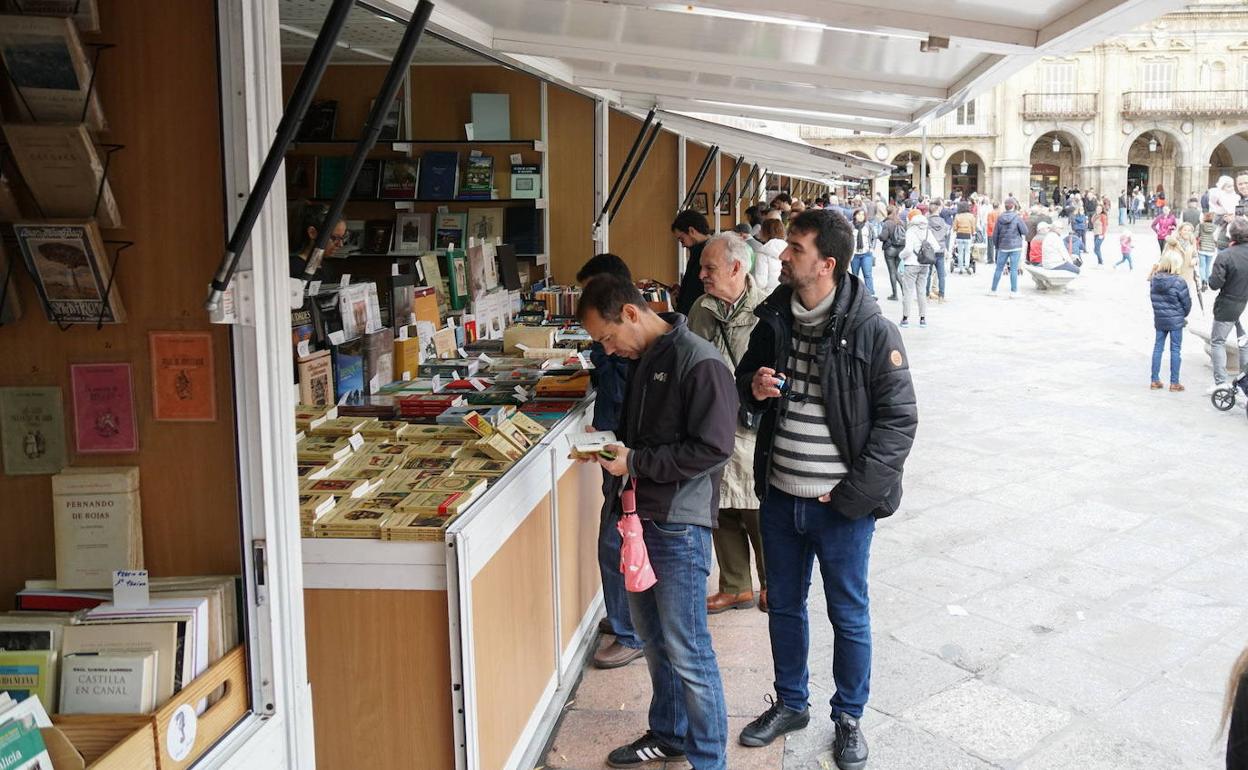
[2,1,101,33]
[0,614,69,655]
[466,207,505,246]
[412,286,439,327]
[459,154,493,200]
[0,16,106,130]
[296,436,354,465]
[475,431,524,462]
[5,124,119,226]
[307,416,368,438]
[418,151,459,200]
[443,248,469,310]
[298,100,337,141]
[14,220,125,324]
[432,325,458,359]
[297,350,333,407]
[51,466,142,589]
[58,651,157,714]
[394,490,472,517]
[502,325,554,353]
[393,212,430,252]
[509,164,541,199]
[78,597,210,698]
[69,362,137,453]
[149,331,216,421]
[342,219,365,255]
[379,159,419,200]
[379,510,454,542]
[314,501,393,538]
[505,205,543,256]
[0,386,66,475]
[362,327,394,395]
[0,650,57,710]
[419,252,447,312]
[362,219,394,256]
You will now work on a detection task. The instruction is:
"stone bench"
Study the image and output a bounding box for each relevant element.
[1189,325,1242,372]
[1023,265,1078,291]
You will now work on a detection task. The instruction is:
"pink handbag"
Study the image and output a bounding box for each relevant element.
[618,478,657,592]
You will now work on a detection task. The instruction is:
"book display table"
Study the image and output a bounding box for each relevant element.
[301,398,603,770]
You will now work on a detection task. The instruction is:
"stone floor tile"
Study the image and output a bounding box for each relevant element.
[565,655,651,713]
[860,636,971,716]
[1058,612,1210,674]
[1119,584,1248,640]
[1163,642,1245,695]
[1027,559,1143,602]
[985,640,1149,713]
[867,582,943,633]
[995,516,1110,556]
[874,556,1004,604]
[544,709,649,769]
[901,680,1070,763]
[1159,556,1248,606]
[962,581,1092,634]
[1070,533,1195,577]
[943,535,1055,576]
[889,610,1033,673]
[1098,678,1227,766]
[780,708,894,770]
[1014,720,1189,770]
[850,721,995,770]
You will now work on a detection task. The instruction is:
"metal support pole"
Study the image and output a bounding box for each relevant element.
[920,125,928,198]
[204,0,354,311]
[609,120,662,224]
[681,145,718,212]
[718,154,744,214]
[594,107,654,235]
[593,98,609,253]
[304,0,435,281]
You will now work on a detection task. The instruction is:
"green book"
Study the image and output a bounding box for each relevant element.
[316,156,348,199]
[443,249,469,311]
[0,650,57,711]
[0,718,51,770]
[0,387,67,475]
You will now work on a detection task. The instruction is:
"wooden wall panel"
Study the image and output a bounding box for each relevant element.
[557,463,604,649]
[304,589,455,770]
[0,0,240,607]
[608,110,678,284]
[472,497,556,770]
[546,85,595,284]
[720,153,741,229]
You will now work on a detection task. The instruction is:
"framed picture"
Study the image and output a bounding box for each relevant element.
[692,192,709,215]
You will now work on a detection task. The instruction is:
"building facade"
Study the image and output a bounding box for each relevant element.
[803,0,1248,206]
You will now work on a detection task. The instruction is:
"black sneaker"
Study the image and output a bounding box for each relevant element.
[606,732,685,767]
[833,713,869,770]
[739,695,809,747]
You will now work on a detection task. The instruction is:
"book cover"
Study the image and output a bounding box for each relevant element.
[284,155,316,200]
[298,350,333,407]
[149,332,216,422]
[4,124,119,227]
[417,151,459,200]
[373,92,405,141]
[332,337,365,404]
[496,243,522,291]
[0,386,66,475]
[298,100,337,141]
[434,212,466,251]
[58,651,156,714]
[470,93,511,140]
[315,156,347,199]
[14,220,125,324]
[0,15,106,130]
[51,466,143,589]
[349,158,380,200]
[380,159,419,200]
[341,219,365,255]
[459,154,494,199]
[393,212,431,253]
[0,650,56,709]
[467,207,505,245]
[505,206,544,255]
[363,328,394,395]
[419,252,447,312]
[0,718,51,770]
[363,219,394,255]
[59,621,179,707]
[510,166,541,199]
[444,249,469,310]
[337,282,381,339]
[389,273,415,330]
[69,363,137,453]
[412,286,439,326]
[0,241,21,326]
[393,337,423,378]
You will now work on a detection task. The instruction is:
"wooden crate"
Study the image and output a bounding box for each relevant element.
[53,645,249,770]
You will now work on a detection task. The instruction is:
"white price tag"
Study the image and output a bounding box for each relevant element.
[398,325,409,340]
[458,347,468,358]
[339,273,351,287]
[369,374,381,393]
[452,370,461,380]
[297,339,311,358]
[510,152,523,165]
[113,570,150,609]
[391,262,400,276]
[513,386,530,402]
[348,433,365,451]
[329,330,346,346]
[575,351,589,369]
[433,374,443,392]
[469,378,487,392]
[401,371,411,381]
[478,352,494,366]
[307,280,322,297]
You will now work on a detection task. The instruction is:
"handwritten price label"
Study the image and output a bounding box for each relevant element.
[113,570,150,609]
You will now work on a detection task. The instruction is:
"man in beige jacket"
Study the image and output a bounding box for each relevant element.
[687,232,768,614]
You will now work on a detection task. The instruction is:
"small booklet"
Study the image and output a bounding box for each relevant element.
[567,430,618,461]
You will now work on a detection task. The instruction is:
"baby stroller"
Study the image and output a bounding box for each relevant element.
[1210,371,1248,419]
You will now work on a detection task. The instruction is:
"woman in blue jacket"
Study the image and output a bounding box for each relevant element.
[1149,252,1192,391]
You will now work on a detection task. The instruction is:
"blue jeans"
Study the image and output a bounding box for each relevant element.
[627,519,727,769]
[1119,208,1127,225]
[986,234,995,264]
[851,252,875,295]
[991,248,1022,293]
[1199,252,1215,283]
[1152,328,1182,384]
[926,254,947,296]
[1116,251,1133,269]
[761,486,875,720]
[1094,235,1104,264]
[599,472,642,649]
[954,237,972,269]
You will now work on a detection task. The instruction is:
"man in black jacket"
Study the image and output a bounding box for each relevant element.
[734,209,918,770]
[1208,217,1248,391]
[578,274,738,770]
[673,209,712,316]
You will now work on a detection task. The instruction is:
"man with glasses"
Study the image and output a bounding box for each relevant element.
[289,201,347,280]
[734,209,918,770]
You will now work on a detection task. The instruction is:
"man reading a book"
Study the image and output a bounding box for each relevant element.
[576,274,738,770]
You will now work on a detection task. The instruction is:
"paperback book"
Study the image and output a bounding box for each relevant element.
[69,362,137,453]
[380,159,419,200]
[13,220,125,324]
[51,466,143,589]
[0,386,66,475]
[5,124,120,227]
[58,651,157,714]
[418,151,459,200]
[0,15,106,130]
[149,332,216,422]
[459,154,494,199]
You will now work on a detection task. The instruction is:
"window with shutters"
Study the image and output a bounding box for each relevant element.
[1140,59,1177,109]
[955,100,977,126]
[1039,61,1077,113]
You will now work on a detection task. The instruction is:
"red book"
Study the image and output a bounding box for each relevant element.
[70,362,138,453]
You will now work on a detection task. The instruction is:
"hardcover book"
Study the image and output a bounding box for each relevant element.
[298,100,338,141]
[0,15,106,130]
[69,362,137,453]
[297,350,333,407]
[419,252,447,313]
[380,159,419,200]
[510,164,541,199]
[434,212,467,251]
[350,158,381,200]
[58,651,157,714]
[332,336,365,404]
[342,219,366,255]
[51,466,143,589]
[363,327,395,395]
[4,124,120,227]
[373,92,405,141]
[0,650,56,709]
[393,212,431,253]
[0,386,66,475]
[393,337,423,378]
[466,207,505,245]
[337,282,381,339]
[505,206,544,256]
[443,249,469,310]
[315,156,347,199]
[363,219,395,256]
[389,272,416,329]
[149,331,216,422]
[284,155,317,200]
[470,93,511,140]
[417,151,459,200]
[459,154,494,199]
[14,220,125,324]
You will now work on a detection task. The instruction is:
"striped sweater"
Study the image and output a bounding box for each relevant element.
[768,289,850,498]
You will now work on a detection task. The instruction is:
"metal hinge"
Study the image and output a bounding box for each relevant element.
[207,269,255,326]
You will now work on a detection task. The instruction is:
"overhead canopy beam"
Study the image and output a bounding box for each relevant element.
[624,95,896,135]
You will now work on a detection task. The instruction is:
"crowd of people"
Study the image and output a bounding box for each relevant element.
[571,181,1247,769]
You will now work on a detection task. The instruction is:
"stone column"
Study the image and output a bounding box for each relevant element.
[872,173,891,201]
[928,168,947,199]
[993,163,1031,205]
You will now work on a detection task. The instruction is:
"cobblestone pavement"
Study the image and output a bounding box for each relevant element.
[545,225,1247,770]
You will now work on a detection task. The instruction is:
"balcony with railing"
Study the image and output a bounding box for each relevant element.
[1020,92,1099,120]
[1121,90,1248,118]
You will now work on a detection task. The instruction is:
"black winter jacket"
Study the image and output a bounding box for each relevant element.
[735,275,918,519]
[609,314,739,527]
[1210,243,1248,323]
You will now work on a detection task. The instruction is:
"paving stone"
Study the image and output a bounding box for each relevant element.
[852,720,994,770]
[565,656,652,713]
[1163,642,1245,695]
[1014,720,1189,770]
[1070,534,1195,577]
[1028,559,1142,602]
[781,707,894,769]
[874,556,1004,605]
[962,581,1092,634]
[1166,556,1248,605]
[867,581,942,633]
[859,636,971,716]
[901,680,1070,763]
[1125,513,1236,557]
[1044,499,1152,533]
[1098,678,1227,766]
[986,640,1149,713]
[890,610,1033,674]
[944,535,1055,576]
[1119,585,1248,640]
[996,516,1110,555]
[1058,612,1209,674]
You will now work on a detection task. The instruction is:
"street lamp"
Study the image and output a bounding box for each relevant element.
[1148,136,1158,153]
[905,156,914,175]
[959,152,968,176]
[1051,136,1061,153]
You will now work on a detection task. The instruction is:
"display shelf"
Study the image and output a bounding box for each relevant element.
[305,197,546,208]
[291,139,546,152]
